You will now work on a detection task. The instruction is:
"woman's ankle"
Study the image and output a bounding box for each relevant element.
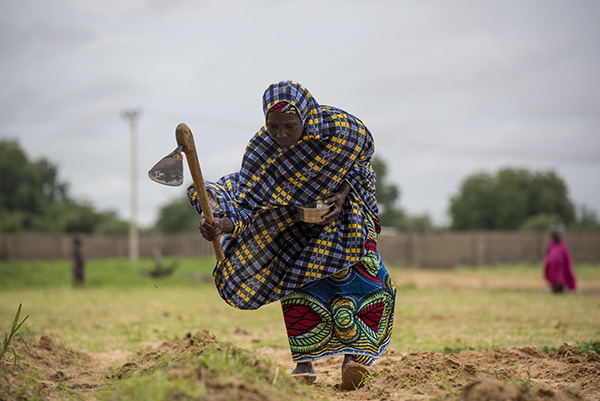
[292,361,315,374]
[342,354,356,371]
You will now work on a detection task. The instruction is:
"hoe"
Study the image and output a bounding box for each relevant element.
[148,123,225,261]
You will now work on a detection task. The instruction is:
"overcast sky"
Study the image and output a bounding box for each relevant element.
[2,0,599,227]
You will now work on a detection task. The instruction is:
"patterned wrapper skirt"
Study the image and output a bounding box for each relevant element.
[187,175,396,362]
[281,244,396,365]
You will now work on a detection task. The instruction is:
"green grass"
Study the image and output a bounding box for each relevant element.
[0,257,288,353]
[0,257,216,290]
[0,287,286,354]
[455,262,599,280]
[392,284,599,352]
[1,258,599,400]
[390,264,600,353]
[1,259,598,354]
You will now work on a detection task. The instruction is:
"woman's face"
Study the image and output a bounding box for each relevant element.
[266,112,303,148]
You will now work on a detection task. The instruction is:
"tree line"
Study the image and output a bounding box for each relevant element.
[0,139,129,234]
[0,139,598,234]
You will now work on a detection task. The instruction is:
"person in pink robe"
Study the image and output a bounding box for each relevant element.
[544,227,576,293]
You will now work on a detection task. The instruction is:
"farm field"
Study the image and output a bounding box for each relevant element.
[1,258,599,400]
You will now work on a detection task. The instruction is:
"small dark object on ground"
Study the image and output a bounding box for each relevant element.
[139,247,178,278]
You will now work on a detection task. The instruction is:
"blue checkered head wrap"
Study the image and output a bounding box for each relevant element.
[262,81,324,139]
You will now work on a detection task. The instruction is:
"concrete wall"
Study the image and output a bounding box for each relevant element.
[1,231,599,268]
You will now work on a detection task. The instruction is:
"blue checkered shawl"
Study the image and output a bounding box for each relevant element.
[188,81,379,310]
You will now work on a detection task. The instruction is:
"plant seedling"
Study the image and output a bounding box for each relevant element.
[0,303,30,363]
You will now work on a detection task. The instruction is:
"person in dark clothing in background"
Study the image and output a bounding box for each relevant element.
[72,236,85,286]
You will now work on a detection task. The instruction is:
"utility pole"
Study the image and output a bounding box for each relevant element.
[122,109,141,263]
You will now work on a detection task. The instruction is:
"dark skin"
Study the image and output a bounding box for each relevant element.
[198,110,356,378]
[265,111,303,149]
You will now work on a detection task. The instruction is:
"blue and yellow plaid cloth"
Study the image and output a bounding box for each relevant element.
[187,81,379,310]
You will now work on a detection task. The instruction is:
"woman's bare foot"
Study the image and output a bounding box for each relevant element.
[291,361,316,384]
[341,355,369,390]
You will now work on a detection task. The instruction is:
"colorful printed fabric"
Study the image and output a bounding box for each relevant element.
[281,215,396,365]
[268,101,298,114]
[187,81,379,310]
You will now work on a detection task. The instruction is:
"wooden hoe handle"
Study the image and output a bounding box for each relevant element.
[176,123,225,262]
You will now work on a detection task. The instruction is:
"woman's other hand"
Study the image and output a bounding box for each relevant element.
[318,181,351,226]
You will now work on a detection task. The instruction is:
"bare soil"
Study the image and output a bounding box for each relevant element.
[264,341,598,400]
[1,329,599,400]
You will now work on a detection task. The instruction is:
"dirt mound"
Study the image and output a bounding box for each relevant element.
[1,334,599,401]
[108,330,312,401]
[0,335,96,400]
[461,378,579,401]
[111,330,220,380]
[328,345,596,400]
[0,330,286,401]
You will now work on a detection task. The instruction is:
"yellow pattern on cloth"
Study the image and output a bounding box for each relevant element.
[187,81,379,310]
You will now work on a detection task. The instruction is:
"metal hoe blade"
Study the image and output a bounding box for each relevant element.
[148,145,184,186]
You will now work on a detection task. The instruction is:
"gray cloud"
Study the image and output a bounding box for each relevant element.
[1,0,599,226]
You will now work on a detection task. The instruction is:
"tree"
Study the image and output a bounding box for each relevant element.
[154,196,201,233]
[372,156,407,229]
[372,156,434,231]
[94,212,130,235]
[373,157,400,214]
[0,139,127,233]
[406,214,434,232]
[519,213,563,232]
[449,168,576,230]
[0,140,54,215]
[0,139,68,231]
[571,205,600,231]
[448,172,497,230]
